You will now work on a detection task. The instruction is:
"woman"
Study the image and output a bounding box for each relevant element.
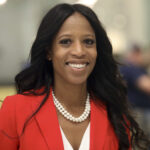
[0,3,149,150]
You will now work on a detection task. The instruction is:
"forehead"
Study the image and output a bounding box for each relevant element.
[56,12,95,37]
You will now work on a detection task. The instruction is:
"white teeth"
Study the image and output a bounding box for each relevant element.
[68,63,87,69]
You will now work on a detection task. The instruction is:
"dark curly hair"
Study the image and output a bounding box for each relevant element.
[15,3,150,150]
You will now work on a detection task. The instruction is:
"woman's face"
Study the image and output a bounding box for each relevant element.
[50,12,97,86]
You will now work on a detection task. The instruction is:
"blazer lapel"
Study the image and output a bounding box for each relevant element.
[90,99,109,150]
[32,91,64,150]
[32,91,110,150]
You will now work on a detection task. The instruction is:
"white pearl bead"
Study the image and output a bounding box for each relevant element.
[52,90,90,123]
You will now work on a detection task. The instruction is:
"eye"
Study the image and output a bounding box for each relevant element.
[59,39,72,45]
[84,39,95,45]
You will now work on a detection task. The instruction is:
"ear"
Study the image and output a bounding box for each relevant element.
[46,47,52,61]
[47,56,51,61]
[47,54,51,61]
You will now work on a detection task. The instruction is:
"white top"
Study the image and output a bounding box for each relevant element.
[60,123,90,150]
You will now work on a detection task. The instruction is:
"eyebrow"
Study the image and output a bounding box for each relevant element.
[57,34,71,40]
[57,34,95,40]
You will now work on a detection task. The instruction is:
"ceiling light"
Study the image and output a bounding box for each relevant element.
[76,0,98,8]
[0,0,7,5]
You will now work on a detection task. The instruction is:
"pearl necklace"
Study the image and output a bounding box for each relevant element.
[52,90,90,123]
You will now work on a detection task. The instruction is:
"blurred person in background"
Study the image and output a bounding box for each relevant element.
[120,45,150,138]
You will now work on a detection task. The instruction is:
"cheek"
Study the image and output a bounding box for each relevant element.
[51,52,66,70]
[90,50,97,63]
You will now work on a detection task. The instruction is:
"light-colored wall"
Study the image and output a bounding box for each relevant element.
[0,0,149,84]
[0,0,59,84]
[93,0,149,52]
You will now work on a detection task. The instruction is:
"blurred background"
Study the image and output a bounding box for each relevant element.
[0,0,150,136]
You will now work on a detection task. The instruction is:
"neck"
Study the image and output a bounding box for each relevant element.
[53,82,87,109]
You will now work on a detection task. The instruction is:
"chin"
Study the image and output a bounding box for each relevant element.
[67,76,88,86]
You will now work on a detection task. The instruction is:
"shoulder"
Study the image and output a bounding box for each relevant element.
[120,65,146,83]
[0,94,45,134]
[121,64,145,75]
[1,94,44,110]
[0,94,45,123]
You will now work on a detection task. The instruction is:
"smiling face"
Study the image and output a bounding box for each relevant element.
[49,12,97,87]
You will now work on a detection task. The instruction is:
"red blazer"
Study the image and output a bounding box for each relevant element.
[0,90,129,150]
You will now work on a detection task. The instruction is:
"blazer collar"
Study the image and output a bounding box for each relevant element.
[32,90,109,150]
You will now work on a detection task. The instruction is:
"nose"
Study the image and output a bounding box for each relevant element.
[71,41,86,58]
